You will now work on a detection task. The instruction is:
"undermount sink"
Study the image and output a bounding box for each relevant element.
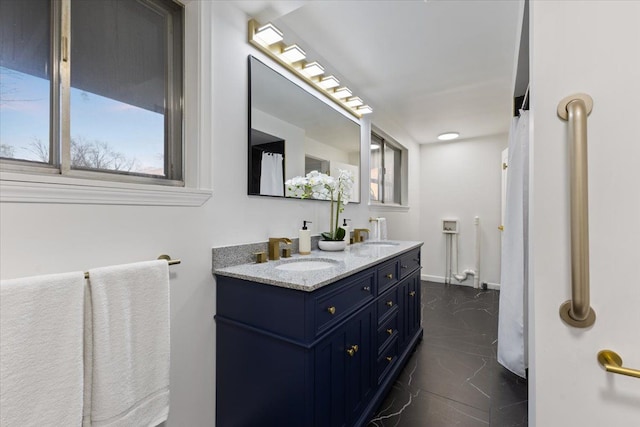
[362,241,399,247]
[275,259,339,272]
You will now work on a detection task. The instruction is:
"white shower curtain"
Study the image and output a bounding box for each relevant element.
[498,109,529,378]
[259,152,284,196]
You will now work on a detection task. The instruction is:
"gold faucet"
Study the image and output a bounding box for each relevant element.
[353,228,369,243]
[268,237,292,260]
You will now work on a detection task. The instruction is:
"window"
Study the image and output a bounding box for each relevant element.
[370,131,402,205]
[0,0,183,184]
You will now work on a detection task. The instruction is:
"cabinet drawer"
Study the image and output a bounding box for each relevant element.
[399,249,421,279]
[315,273,375,335]
[377,287,399,324]
[377,312,398,354]
[377,259,399,294]
[377,337,398,384]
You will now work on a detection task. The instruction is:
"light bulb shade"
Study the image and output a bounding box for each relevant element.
[280,44,306,63]
[301,62,325,77]
[332,87,352,99]
[437,132,460,141]
[254,23,283,45]
[318,75,340,89]
[345,96,363,107]
[357,105,373,114]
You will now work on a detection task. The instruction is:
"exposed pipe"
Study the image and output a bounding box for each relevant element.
[452,216,481,288]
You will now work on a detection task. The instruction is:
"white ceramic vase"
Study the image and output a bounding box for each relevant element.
[318,240,347,252]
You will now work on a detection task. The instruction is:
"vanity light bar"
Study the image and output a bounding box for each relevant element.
[280,44,306,63]
[318,75,340,89]
[332,87,352,99]
[301,61,325,78]
[345,96,363,108]
[254,23,283,45]
[248,18,372,118]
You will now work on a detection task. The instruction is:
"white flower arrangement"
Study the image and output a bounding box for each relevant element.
[285,169,354,241]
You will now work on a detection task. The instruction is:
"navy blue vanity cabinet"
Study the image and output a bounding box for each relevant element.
[215,246,423,427]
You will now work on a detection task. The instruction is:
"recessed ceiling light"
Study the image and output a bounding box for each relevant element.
[437,132,460,141]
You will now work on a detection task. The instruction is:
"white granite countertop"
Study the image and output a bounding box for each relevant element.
[213,240,423,292]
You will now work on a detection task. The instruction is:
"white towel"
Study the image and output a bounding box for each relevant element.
[259,152,284,196]
[86,260,170,427]
[0,271,85,427]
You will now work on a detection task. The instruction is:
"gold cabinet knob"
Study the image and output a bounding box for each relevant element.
[401,265,408,269]
[386,273,393,279]
[409,291,416,297]
[346,344,359,357]
[386,301,393,307]
[498,225,504,231]
[327,306,336,315]
[386,328,393,335]
[362,286,370,291]
[386,356,393,362]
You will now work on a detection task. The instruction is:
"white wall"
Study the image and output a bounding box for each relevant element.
[419,134,508,287]
[529,1,640,425]
[0,2,422,426]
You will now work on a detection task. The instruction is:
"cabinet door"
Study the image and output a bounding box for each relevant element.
[398,271,421,351]
[405,272,421,340]
[314,306,374,427]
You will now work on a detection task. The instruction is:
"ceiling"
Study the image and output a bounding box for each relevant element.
[239,0,525,145]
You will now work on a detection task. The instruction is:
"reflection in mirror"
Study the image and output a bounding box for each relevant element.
[248,56,361,202]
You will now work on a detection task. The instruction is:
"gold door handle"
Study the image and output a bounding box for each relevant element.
[557,93,596,328]
[597,350,640,379]
[409,291,416,297]
[327,306,336,315]
[498,225,504,231]
[386,273,393,279]
[386,301,393,307]
[386,328,393,335]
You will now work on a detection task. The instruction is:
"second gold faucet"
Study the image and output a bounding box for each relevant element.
[268,237,292,260]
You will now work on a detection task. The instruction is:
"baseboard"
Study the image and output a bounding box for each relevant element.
[420,273,500,290]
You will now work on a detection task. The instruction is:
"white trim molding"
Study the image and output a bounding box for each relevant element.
[0,172,211,206]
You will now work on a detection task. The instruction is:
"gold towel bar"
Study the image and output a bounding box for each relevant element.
[83,254,181,279]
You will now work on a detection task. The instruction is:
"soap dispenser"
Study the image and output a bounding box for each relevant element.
[299,221,312,255]
[342,218,351,246]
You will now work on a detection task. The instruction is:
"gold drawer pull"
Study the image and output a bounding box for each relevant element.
[347,345,359,357]
[386,356,393,362]
[327,306,336,315]
[401,265,408,269]
[409,291,416,297]
[386,328,393,335]
[386,301,393,307]
[386,273,393,279]
[362,286,370,291]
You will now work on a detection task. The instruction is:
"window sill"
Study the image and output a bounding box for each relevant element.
[369,203,410,212]
[0,172,212,206]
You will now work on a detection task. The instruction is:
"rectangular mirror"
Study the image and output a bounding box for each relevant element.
[248,56,361,202]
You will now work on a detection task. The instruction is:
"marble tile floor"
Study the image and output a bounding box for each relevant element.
[368,281,528,427]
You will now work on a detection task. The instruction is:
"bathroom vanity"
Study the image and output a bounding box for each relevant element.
[214,241,423,427]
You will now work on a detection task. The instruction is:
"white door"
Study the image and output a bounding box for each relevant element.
[530,2,640,426]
